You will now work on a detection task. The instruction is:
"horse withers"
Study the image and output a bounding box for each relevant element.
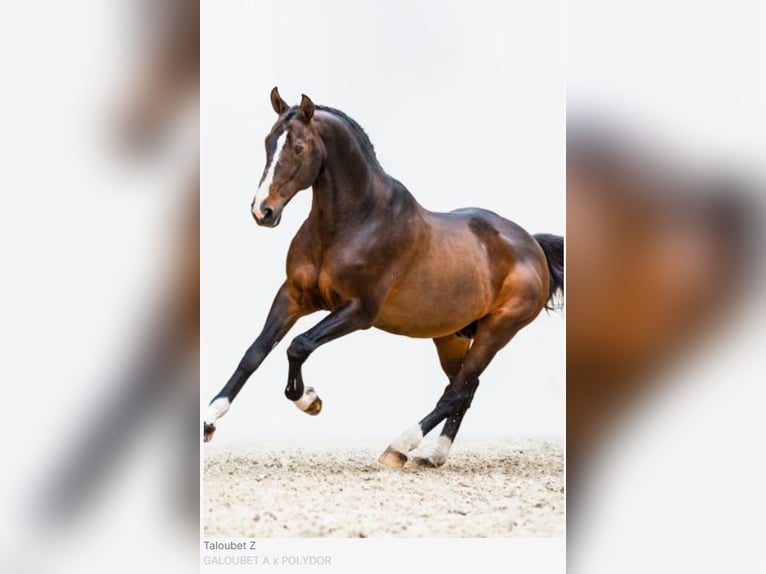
[203,88,564,468]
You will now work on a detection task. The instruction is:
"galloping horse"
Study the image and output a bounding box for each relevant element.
[203,88,564,468]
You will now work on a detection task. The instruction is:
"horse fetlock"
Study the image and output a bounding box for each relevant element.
[410,435,452,468]
[378,425,424,468]
[286,336,313,363]
[202,397,230,443]
[409,456,439,468]
[293,386,322,415]
[391,424,424,454]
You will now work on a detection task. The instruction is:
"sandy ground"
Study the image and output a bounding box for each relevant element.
[203,438,564,537]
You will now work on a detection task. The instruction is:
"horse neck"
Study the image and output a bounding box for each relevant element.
[307,123,393,240]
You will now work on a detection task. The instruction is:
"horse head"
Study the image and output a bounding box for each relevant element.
[251,87,325,227]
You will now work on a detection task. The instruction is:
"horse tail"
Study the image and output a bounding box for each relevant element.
[534,233,564,310]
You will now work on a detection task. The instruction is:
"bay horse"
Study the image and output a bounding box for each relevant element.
[203,87,564,468]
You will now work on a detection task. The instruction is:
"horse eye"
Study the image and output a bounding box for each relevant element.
[294,144,304,155]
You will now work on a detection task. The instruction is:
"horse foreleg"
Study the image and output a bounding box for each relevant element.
[284,300,371,414]
[203,283,306,441]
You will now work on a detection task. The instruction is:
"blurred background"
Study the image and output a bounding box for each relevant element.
[568,0,766,572]
[6,0,199,572]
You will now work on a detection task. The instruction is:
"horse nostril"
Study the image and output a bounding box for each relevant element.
[262,206,274,222]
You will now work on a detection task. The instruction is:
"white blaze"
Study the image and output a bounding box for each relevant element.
[253,131,287,219]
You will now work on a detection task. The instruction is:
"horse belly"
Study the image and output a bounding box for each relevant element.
[372,274,490,338]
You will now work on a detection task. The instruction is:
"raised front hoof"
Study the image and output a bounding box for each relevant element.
[378,447,408,468]
[409,456,442,469]
[203,422,216,443]
[304,396,322,416]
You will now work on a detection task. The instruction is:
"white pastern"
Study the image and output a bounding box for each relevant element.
[203,397,230,426]
[253,132,287,218]
[294,387,318,411]
[391,424,424,454]
[429,435,453,466]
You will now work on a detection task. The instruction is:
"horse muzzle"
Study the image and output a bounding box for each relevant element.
[252,203,282,227]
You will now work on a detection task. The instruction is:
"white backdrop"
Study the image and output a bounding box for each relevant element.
[568,1,766,573]
[201,0,565,444]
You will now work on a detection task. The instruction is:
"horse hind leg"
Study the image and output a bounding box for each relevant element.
[378,335,468,467]
[433,334,472,382]
[409,391,476,468]
[380,311,531,469]
[379,334,475,468]
[409,335,474,467]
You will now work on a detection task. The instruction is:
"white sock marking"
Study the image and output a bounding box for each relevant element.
[391,424,424,454]
[429,435,453,466]
[294,387,318,411]
[203,397,230,426]
[253,132,287,218]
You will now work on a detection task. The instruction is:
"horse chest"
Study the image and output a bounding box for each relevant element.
[315,260,372,309]
[290,243,380,310]
[315,269,337,306]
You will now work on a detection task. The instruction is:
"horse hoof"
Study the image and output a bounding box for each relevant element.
[378,447,408,468]
[304,396,322,415]
[203,422,216,442]
[409,456,439,469]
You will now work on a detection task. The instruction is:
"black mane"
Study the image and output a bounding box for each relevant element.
[286,104,382,171]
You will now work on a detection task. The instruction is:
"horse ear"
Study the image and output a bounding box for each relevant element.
[270,87,288,115]
[299,94,314,122]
